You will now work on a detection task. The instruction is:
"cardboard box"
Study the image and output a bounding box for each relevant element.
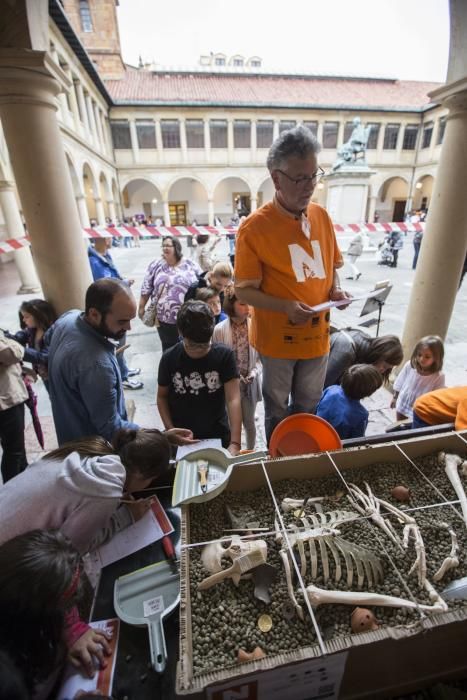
[177,431,467,699]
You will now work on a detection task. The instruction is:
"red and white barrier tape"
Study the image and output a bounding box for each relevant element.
[0,222,425,256]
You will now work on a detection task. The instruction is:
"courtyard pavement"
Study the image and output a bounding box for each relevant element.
[1,230,466,463]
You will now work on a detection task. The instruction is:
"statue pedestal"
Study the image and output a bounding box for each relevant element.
[325,166,375,223]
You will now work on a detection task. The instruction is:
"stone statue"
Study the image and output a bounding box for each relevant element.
[332,117,372,172]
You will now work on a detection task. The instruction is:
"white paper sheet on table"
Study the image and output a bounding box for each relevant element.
[88,496,173,570]
[176,438,222,460]
[56,618,119,699]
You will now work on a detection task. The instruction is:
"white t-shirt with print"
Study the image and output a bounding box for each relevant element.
[393,361,445,419]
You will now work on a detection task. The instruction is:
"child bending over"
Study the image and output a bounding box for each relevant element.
[317,364,383,439]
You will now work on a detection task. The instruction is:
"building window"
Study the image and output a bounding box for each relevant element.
[233,58,244,67]
[303,121,318,137]
[256,120,273,148]
[323,121,339,148]
[215,57,225,66]
[422,121,434,148]
[210,120,228,148]
[79,0,93,32]
[366,123,380,149]
[383,123,400,150]
[343,121,354,143]
[402,124,419,150]
[161,120,180,148]
[250,60,261,68]
[110,120,131,149]
[437,116,446,145]
[136,120,156,149]
[186,120,204,148]
[234,120,251,148]
[279,120,296,134]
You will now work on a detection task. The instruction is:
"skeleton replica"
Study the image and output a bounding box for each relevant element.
[198,452,467,624]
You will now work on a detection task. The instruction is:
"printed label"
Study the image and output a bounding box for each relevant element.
[143,595,164,617]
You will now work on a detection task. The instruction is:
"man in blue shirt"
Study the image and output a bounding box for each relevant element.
[47,279,141,443]
[88,237,142,389]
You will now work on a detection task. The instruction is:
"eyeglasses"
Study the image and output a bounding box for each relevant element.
[276,166,325,186]
[183,339,212,350]
[162,244,175,249]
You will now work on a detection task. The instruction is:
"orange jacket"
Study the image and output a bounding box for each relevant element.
[413,386,467,431]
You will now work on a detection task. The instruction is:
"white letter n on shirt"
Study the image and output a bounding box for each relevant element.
[288,242,325,282]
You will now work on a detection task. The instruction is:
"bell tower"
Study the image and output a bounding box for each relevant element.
[61,0,125,79]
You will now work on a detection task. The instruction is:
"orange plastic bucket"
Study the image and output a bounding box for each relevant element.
[269,413,342,458]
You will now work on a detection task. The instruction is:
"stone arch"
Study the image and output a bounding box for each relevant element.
[376,176,410,222]
[213,176,252,222]
[413,174,435,212]
[121,177,164,222]
[82,162,98,222]
[167,176,209,225]
[98,172,112,219]
[256,176,274,206]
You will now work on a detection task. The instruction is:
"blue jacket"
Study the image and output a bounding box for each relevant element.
[316,385,368,440]
[88,246,122,281]
[47,310,138,444]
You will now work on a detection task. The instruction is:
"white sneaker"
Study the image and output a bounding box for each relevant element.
[122,379,144,390]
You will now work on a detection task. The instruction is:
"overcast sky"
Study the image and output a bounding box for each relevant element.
[116,0,450,82]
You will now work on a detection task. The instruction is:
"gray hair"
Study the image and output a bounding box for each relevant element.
[266,124,321,172]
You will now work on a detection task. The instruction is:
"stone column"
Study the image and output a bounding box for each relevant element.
[94,103,105,152]
[402,80,467,358]
[204,119,210,161]
[273,120,280,141]
[0,51,92,312]
[86,93,98,144]
[367,194,377,223]
[207,198,214,226]
[0,181,40,293]
[129,119,139,163]
[250,120,257,162]
[95,197,106,225]
[250,195,257,213]
[108,199,117,223]
[163,200,171,226]
[180,118,187,163]
[76,194,91,228]
[75,80,90,135]
[227,119,234,163]
[66,69,81,134]
[155,119,163,152]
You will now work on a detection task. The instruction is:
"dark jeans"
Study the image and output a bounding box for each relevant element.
[412,241,421,269]
[390,249,399,267]
[117,333,129,381]
[412,411,430,430]
[0,402,27,483]
[157,322,180,352]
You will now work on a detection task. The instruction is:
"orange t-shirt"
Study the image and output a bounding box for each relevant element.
[413,386,467,431]
[235,201,343,360]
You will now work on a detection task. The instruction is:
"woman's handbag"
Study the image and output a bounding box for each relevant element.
[142,281,167,328]
[142,301,157,327]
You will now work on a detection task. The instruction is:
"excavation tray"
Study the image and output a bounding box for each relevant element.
[176,430,467,699]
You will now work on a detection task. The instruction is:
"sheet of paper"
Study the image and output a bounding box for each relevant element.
[176,438,222,460]
[92,496,174,569]
[310,291,377,313]
[57,618,119,699]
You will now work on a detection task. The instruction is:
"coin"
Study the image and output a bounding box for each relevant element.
[258,614,273,632]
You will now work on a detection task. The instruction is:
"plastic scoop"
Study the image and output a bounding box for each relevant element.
[114,560,180,673]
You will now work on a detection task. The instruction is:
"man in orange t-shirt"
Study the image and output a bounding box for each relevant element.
[235,125,349,443]
[413,386,467,431]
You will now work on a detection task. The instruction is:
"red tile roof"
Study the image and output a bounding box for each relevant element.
[105,67,441,111]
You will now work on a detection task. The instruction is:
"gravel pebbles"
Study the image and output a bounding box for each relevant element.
[185,451,467,677]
